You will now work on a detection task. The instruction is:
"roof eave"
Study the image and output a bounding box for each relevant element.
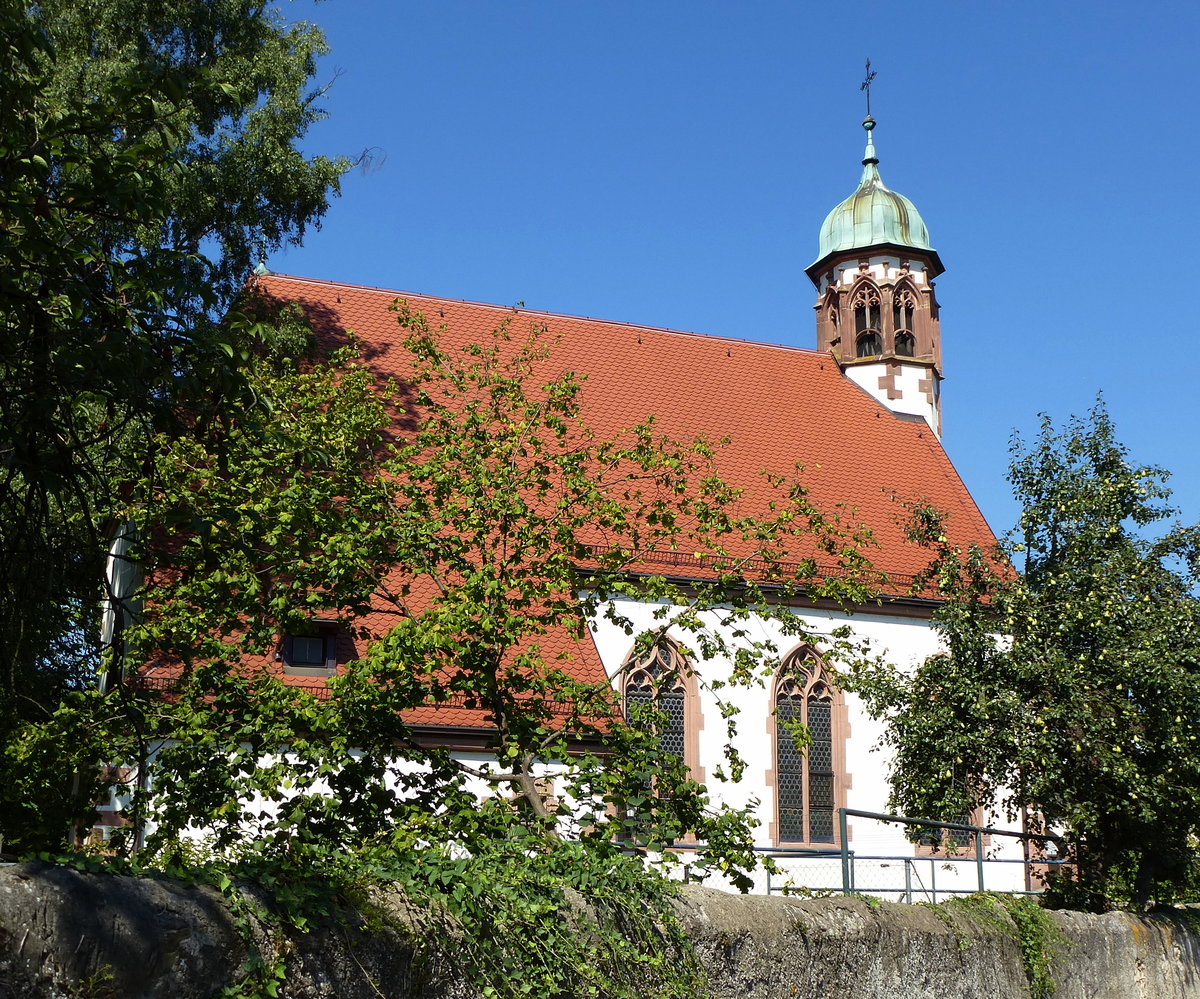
[805,242,945,287]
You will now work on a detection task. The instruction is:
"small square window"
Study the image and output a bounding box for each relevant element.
[282,623,338,677]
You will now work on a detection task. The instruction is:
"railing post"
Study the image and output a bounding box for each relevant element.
[903,860,913,904]
[839,808,851,895]
[976,828,985,893]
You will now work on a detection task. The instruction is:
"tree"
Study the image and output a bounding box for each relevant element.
[0,1,345,757]
[10,302,881,995]
[846,402,1200,911]
[112,302,879,867]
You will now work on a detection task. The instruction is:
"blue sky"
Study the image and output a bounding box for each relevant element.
[275,0,1200,540]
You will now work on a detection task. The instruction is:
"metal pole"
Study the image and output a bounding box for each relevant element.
[840,808,851,895]
[904,860,913,904]
[976,828,985,893]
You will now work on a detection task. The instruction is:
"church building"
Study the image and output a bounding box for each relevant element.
[128,114,1020,895]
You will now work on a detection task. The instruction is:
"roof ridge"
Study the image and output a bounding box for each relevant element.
[260,272,828,359]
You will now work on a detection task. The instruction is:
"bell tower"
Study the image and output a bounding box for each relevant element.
[805,110,945,437]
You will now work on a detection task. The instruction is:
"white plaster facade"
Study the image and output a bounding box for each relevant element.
[844,361,940,433]
[587,596,1032,898]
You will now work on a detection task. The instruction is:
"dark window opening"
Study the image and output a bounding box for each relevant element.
[282,624,338,676]
[854,302,881,334]
[895,331,915,356]
[856,331,882,357]
[623,642,687,760]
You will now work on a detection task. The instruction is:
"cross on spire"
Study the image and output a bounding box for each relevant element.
[860,59,877,117]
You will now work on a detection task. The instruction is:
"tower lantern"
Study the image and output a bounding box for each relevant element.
[806,109,945,436]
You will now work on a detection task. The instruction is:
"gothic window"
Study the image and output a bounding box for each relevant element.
[892,285,917,357]
[852,283,882,357]
[775,648,839,843]
[622,639,688,761]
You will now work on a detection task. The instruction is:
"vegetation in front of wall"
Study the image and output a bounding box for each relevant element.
[947,894,1065,999]
[1,8,885,997]
[6,238,886,995]
[842,401,1200,913]
[917,900,972,952]
[50,833,706,999]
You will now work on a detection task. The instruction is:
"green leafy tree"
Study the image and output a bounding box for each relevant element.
[846,402,1200,911]
[16,303,881,995]
[111,303,880,871]
[0,0,345,776]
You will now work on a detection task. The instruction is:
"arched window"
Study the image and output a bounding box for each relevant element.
[856,331,882,357]
[892,284,918,359]
[622,639,688,761]
[852,283,882,337]
[774,647,840,843]
[852,283,882,357]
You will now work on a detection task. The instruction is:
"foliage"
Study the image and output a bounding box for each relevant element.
[845,401,1200,911]
[105,304,879,880]
[0,0,345,789]
[947,894,1064,999]
[2,9,883,985]
[11,300,881,995]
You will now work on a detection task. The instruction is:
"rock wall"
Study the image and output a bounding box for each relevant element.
[1,862,1198,999]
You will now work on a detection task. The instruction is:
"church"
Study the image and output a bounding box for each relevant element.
[128,112,1022,896]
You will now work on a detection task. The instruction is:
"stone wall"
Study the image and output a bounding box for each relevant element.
[1,862,1198,999]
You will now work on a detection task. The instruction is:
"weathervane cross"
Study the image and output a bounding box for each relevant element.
[860,59,877,116]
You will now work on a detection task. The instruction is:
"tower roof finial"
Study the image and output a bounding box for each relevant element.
[859,60,879,166]
[860,58,876,118]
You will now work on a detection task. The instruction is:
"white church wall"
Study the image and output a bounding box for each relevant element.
[844,361,938,432]
[588,594,1030,896]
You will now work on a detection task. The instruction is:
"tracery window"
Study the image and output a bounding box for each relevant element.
[775,647,838,843]
[852,283,882,357]
[892,285,917,356]
[622,639,688,761]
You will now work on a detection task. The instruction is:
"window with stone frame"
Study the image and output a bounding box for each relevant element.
[852,282,882,358]
[892,284,918,356]
[281,620,339,677]
[622,639,688,762]
[775,648,839,844]
[908,794,989,856]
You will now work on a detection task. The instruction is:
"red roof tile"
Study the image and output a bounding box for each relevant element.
[256,272,995,587]
[235,273,997,730]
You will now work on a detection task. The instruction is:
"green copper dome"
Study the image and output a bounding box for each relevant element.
[814,116,935,263]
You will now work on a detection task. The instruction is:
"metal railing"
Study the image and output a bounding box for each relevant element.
[753,809,1067,901]
[830,806,1065,902]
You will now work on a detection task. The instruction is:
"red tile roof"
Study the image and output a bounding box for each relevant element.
[236,273,996,729]
[257,272,994,583]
